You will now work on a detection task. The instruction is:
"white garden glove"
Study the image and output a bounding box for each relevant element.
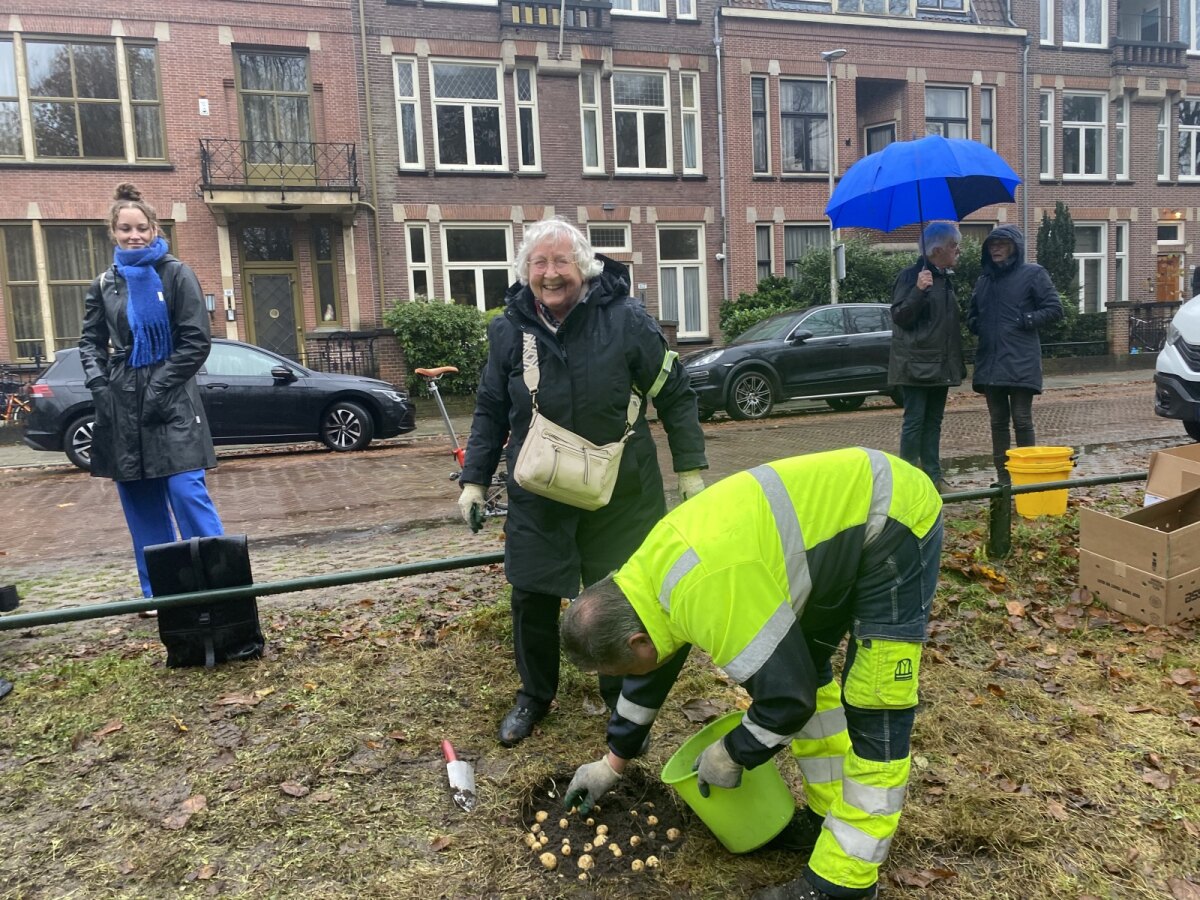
[564,754,622,815]
[677,470,706,502]
[457,483,486,533]
[693,736,743,797]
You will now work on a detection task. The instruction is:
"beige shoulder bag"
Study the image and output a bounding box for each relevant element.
[512,332,641,511]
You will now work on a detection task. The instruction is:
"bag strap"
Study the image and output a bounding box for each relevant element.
[521,332,641,438]
[647,349,678,400]
[188,538,216,669]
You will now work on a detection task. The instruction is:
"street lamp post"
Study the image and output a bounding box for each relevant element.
[821,48,847,304]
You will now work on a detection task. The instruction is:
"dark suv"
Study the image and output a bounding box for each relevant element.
[683,304,900,420]
[23,338,416,470]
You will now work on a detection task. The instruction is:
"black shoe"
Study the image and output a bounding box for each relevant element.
[752,873,877,900]
[0,678,12,700]
[758,808,823,854]
[498,703,547,747]
[933,478,951,494]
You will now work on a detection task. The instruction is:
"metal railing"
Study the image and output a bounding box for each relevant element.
[1128,301,1179,354]
[199,139,359,192]
[307,331,381,379]
[0,471,1149,632]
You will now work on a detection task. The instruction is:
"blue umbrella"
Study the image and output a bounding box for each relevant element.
[825,135,1020,232]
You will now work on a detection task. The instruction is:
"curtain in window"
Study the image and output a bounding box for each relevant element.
[784,226,826,280]
[659,270,678,322]
[682,266,701,333]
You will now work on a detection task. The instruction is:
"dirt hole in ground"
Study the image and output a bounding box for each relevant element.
[520,769,691,886]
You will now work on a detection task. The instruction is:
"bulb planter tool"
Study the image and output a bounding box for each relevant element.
[441,740,477,812]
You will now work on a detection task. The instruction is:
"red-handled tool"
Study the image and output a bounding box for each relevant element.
[441,740,477,812]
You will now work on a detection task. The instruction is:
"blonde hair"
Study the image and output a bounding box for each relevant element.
[514,217,604,284]
[108,182,160,241]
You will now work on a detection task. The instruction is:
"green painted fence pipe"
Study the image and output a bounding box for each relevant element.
[0,551,505,631]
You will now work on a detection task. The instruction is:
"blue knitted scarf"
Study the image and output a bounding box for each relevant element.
[114,236,172,368]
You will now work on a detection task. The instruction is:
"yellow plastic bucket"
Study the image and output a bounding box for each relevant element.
[660,711,795,853]
[1005,446,1076,518]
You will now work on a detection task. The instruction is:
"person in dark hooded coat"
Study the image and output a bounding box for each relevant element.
[459,217,708,747]
[968,225,1063,483]
[79,183,223,601]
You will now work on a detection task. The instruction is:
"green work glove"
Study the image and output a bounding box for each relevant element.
[564,754,621,815]
[693,736,742,798]
[677,470,705,502]
[457,483,486,533]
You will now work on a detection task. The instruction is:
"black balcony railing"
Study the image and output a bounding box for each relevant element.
[307,331,382,380]
[1111,37,1188,68]
[199,139,359,192]
[499,0,612,35]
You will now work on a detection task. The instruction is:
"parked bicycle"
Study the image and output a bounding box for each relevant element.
[0,371,32,427]
[415,365,507,519]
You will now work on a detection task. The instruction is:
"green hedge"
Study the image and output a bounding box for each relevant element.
[383,298,490,396]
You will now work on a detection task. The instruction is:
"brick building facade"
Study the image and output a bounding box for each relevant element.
[3,0,1200,374]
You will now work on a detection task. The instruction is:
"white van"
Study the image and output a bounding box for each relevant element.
[1154,294,1200,441]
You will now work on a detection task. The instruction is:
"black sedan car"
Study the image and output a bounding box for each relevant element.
[684,303,900,420]
[23,338,417,470]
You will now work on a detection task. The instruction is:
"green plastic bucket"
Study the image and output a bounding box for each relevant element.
[660,711,795,853]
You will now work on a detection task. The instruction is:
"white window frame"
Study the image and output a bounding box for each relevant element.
[1041,0,1055,43]
[440,223,513,312]
[751,75,771,175]
[925,85,969,139]
[836,0,917,16]
[677,0,697,19]
[514,66,540,172]
[1158,222,1185,245]
[679,71,702,175]
[1073,222,1107,313]
[756,224,774,282]
[588,224,631,253]
[1180,98,1200,180]
[657,224,707,338]
[1114,222,1128,304]
[1039,90,1054,179]
[611,68,672,175]
[1114,95,1128,180]
[1183,0,1199,51]
[394,56,424,170]
[609,0,667,18]
[1061,91,1106,180]
[406,223,434,300]
[579,69,604,174]
[1160,99,1172,180]
[428,59,508,172]
[1062,0,1107,47]
[980,87,995,149]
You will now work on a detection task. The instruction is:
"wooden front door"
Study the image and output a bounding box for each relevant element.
[1157,254,1183,302]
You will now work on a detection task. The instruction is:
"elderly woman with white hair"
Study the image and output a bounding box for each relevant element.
[459,217,708,747]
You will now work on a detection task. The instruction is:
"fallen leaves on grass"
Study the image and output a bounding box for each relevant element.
[214,692,264,707]
[1169,878,1200,900]
[430,836,452,852]
[162,795,207,830]
[891,867,956,888]
[1045,800,1069,821]
[680,698,722,724]
[280,781,310,798]
[1140,769,1176,790]
[92,719,124,740]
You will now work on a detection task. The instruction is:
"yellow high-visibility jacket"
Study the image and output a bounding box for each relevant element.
[609,448,942,766]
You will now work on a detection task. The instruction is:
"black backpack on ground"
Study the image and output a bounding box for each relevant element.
[145,534,264,668]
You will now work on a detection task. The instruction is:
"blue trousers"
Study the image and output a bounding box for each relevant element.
[116,469,224,597]
[898,385,949,483]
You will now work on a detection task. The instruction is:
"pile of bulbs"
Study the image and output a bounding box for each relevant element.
[522,804,682,881]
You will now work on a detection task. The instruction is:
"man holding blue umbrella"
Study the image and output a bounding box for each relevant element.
[887,222,966,493]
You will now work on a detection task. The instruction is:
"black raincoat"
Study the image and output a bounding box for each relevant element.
[888,258,966,388]
[968,225,1063,393]
[461,257,708,598]
[79,254,217,482]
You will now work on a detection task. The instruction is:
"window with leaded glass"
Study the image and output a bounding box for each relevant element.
[515,67,540,171]
[394,57,424,169]
[430,61,505,169]
[0,40,21,158]
[779,80,827,173]
[612,70,670,174]
[407,223,433,299]
[580,69,603,173]
[313,223,340,324]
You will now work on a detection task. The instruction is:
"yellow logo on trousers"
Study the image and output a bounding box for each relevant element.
[893,659,914,681]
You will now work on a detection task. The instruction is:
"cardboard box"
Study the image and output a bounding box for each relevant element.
[1078,487,1200,625]
[1143,442,1200,506]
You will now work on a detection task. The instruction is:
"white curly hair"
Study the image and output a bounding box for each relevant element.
[514,217,604,284]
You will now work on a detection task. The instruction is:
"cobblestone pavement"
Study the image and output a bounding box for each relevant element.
[0,375,1186,608]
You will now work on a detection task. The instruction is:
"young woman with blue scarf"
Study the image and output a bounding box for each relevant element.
[79,183,224,601]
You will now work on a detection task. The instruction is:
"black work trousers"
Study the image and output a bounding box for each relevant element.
[984,386,1036,483]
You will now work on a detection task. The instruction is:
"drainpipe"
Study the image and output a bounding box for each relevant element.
[358,0,387,313]
[714,7,730,304]
[1002,0,1030,243]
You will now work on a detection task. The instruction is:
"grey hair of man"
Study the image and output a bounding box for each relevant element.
[513,217,605,285]
[560,574,648,672]
[921,220,961,258]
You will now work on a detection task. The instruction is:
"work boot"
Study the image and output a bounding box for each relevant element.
[498,703,548,747]
[933,477,952,494]
[758,808,823,854]
[0,678,12,700]
[752,873,878,900]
